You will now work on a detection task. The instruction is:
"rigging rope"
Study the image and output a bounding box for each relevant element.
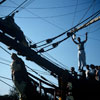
[0,57,11,63]
[0,59,50,76]
[78,0,96,23]
[36,9,100,52]
[9,0,35,13]
[0,44,65,73]
[0,61,9,66]
[8,0,29,16]
[0,44,65,76]
[0,79,13,88]
[31,9,100,50]
[41,53,67,70]
[0,59,57,86]
[9,0,65,31]
[0,46,11,55]
[0,45,57,86]
[71,0,78,27]
[26,65,57,86]
[0,0,6,5]
[0,75,11,80]
[3,0,92,10]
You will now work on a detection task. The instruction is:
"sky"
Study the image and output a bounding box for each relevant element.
[0,0,100,95]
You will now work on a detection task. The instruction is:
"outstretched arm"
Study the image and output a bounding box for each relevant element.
[84,32,88,43]
[71,35,78,44]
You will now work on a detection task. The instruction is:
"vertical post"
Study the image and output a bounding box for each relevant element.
[54,89,56,100]
[58,70,69,100]
[39,81,41,95]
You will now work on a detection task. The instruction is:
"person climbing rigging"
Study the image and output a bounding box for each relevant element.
[71,32,88,71]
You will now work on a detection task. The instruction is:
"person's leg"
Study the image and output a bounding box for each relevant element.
[78,51,81,70]
[14,81,27,100]
[81,51,86,70]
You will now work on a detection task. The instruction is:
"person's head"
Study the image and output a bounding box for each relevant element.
[90,64,95,69]
[11,53,18,60]
[95,66,99,70]
[86,65,89,69]
[98,66,100,70]
[77,37,81,42]
[71,67,75,72]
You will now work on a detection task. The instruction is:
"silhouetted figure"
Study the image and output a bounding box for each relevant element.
[10,53,40,100]
[95,66,99,81]
[71,32,88,71]
[70,67,77,79]
[85,64,90,80]
[0,12,28,47]
[66,82,74,100]
[78,69,86,80]
[10,53,30,100]
[97,66,100,81]
[89,64,96,81]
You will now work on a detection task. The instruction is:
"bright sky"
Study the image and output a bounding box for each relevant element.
[0,0,100,95]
